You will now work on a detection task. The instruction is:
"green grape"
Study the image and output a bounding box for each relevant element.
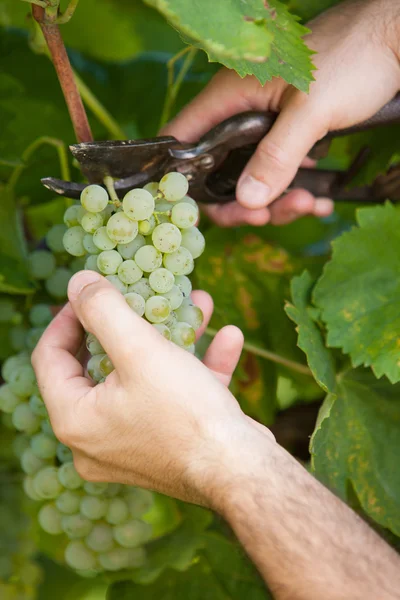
[99,547,146,571]
[13,433,30,458]
[83,233,101,255]
[81,211,104,234]
[86,523,114,552]
[45,267,73,299]
[127,277,155,300]
[124,292,145,317]
[106,275,128,294]
[57,443,73,463]
[41,418,55,437]
[180,226,205,259]
[84,482,109,496]
[29,304,53,327]
[38,502,63,535]
[171,322,196,348]
[171,202,199,229]
[117,235,146,259]
[99,355,114,377]
[106,497,129,525]
[163,310,178,330]
[61,513,93,539]
[152,223,182,254]
[138,215,156,236]
[104,483,122,497]
[58,462,83,490]
[97,250,123,275]
[176,303,204,330]
[117,259,143,285]
[80,495,108,520]
[33,466,63,499]
[134,245,162,272]
[125,488,154,517]
[159,172,189,201]
[70,256,86,274]
[8,365,36,396]
[20,447,47,475]
[144,296,170,324]
[123,188,154,221]
[23,475,42,501]
[100,203,115,222]
[63,225,86,257]
[31,432,58,459]
[56,490,81,515]
[106,212,139,244]
[65,540,97,571]
[113,519,152,548]
[149,268,174,294]
[28,250,56,280]
[29,393,47,417]
[163,247,194,276]
[85,254,101,273]
[87,354,104,383]
[187,344,196,354]
[9,325,28,351]
[25,327,45,351]
[46,224,68,253]
[86,333,104,356]
[12,403,41,434]
[152,323,171,340]
[162,285,184,310]
[0,298,20,324]
[93,226,117,251]
[143,181,159,196]
[0,384,22,413]
[176,195,197,207]
[2,353,30,382]
[80,184,109,213]
[64,204,86,227]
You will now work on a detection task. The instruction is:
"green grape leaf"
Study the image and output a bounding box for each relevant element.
[285,271,336,394]
[287,0,341,22]
[311,368,400,536]
[313,203,400,383]
[108,532,270,599]
[145,0,315,90]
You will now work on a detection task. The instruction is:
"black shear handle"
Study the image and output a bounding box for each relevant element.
[172,92,400,160]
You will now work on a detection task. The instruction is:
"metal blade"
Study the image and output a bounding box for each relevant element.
[69,137,182,182]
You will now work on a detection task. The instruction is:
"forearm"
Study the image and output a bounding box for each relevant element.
[210,426,400,600]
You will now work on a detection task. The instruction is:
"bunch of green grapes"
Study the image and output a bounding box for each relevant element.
[0,173,205,576]
[0,438,42,600]
[62,171,205,383]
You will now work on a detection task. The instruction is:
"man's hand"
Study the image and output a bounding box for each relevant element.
[162,0,400,227]
[32,270,268,507]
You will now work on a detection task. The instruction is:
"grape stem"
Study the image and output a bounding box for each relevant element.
[32,4,93,145]
[7,136,71,193]
[205,327,313,376]
[103,176,121,206]
[159,46,198,129]
[56,0,79,23]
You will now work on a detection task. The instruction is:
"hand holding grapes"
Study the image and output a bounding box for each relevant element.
[32,270,263,507]
[162,0,400,227]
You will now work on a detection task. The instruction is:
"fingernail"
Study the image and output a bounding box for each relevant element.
[237,175,270,208]
[314,198,334,216]
[68,271,101,298]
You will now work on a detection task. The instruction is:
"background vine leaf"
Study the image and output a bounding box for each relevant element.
[285,271,336,393]
[313,203,400,383]
[311,368,400,536]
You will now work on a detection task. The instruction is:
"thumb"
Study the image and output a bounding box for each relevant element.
[236,99,328,209]
[67,271,160,380]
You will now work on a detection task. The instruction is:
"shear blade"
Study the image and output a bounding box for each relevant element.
[69,136,182,181]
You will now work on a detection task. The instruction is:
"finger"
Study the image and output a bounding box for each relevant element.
[191,290,213,340]
[67,271,159,380]
[236,99,328,209]
[32,303,93,418]
[269,190,334,225]
[203,326,244,387]
[200,202,270,228]
[160,69,258,142]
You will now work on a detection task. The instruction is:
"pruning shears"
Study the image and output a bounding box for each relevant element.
[42,93,400,205]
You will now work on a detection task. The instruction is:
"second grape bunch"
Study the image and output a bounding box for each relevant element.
[62,172,205,382]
